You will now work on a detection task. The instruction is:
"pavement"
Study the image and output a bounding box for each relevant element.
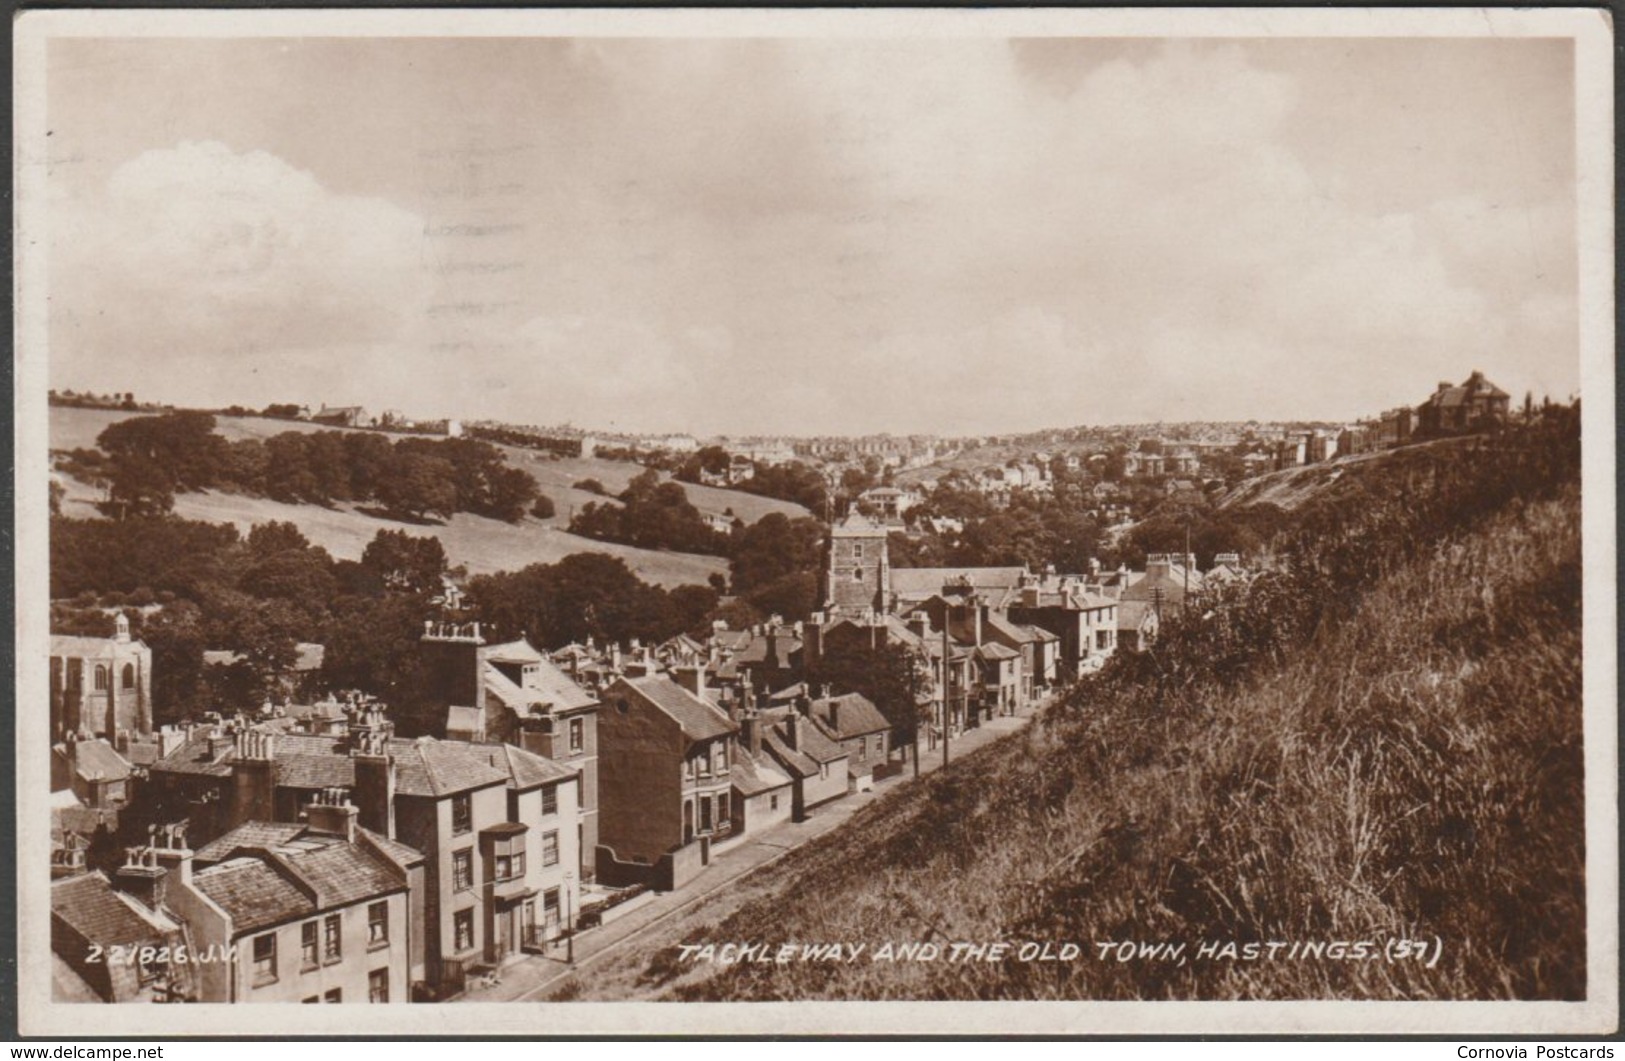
[458,699,1045,1003]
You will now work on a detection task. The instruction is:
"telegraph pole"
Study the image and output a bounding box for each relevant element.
[941,612,951,770]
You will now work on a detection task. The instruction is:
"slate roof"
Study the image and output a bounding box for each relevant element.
[152,730,525,799]
[983,612,1039,646]
[807,693,891,740]
[1117,600,1158,630]
[735,631,802,666]
[974,642,1021,663]
[1022,624,1060,643]
[52,872,177,948]
[50,634,145,659]
[615,676,737,744]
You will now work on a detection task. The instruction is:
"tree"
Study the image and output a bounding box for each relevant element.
[530,493,557,520]
[360,529,448,595]
[806,641,931,775]
[246,520,311,559]
[377,452,457,520]
[97,411,225,492]
[730,513,824,593]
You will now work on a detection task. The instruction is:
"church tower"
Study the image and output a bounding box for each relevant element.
[824,514,891,617]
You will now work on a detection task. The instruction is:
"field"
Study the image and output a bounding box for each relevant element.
[49,407,749,587]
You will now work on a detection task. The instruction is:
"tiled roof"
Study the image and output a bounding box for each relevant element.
[760,730,818,778]
[729,751,793,796]
[482,639,546,664]
[192,827,408,935]
[889,567,1027,607]
[517,658,598,714]
[192,858,312,935]
[764,712,846,764]
[52,872,177,947]
[58,740,132,783]
[405,740,512,798]
[488,743,577,791]
[357,826,426,869]
[807,693,891,740]
[616,676,736,744]
[830,514,888,538]
[974,642,1021,663]
[196,822,305,862]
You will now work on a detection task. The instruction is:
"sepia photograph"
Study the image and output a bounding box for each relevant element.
[11,7,1616,1038]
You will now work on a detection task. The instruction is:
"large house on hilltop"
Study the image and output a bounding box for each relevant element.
[1417,371,1511,436]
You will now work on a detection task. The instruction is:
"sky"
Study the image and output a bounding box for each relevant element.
[42,34,1579,436]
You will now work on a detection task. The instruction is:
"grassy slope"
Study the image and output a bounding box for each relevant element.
[616,447,1583,1001]
[49,407,808,588]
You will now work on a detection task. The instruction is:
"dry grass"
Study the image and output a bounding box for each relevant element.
[600,424,1584,1002]
[48,407,769,587]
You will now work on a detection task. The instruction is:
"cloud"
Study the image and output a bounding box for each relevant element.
[51,140,428,376]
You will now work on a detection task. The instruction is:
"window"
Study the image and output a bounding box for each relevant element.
[856,740,866,763]
[368,968,389,1004]
[323,914,342,963]
[541,785,557,816]
[93,666,108,692]
[851,569,864,582]
[716,743,728,772]
[453,848,474,891]
[324,988,342,1004]
[451,793,472,835]
[699,796,713,832]
[697,752,711,779]
[541,830,559,868]
[121,663,135,690]
[251,933,277,984]
[852,543,864,560]
[495,852,525,882]
[367,902,389,948]
[769,794,779,811]
[301,921,320,970]
[302,996,319,1004]
[568,717,584,753]
[453,909,475,953]
[542,887,561,925]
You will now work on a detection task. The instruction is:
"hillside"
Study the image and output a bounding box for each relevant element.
[557,418,1585,1002]
[1217,436,1473,512]
[48,407,808,588]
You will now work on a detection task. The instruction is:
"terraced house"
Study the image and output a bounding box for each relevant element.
[144,711,582,997]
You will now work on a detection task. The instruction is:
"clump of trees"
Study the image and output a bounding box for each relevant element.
[79,412,539,524]
[568,469,732,557]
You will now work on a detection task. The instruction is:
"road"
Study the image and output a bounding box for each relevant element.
[457,701,1044,1003]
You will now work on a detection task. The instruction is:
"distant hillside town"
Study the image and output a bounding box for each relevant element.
[45,368,1525,1004]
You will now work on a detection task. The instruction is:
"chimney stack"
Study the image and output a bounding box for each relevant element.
[350,731,396,838]
[306,788,359,844]
[673,664,707,702]
[784,712,801,751]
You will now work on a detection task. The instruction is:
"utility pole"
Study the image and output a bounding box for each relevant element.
[1184,522,1191,616]
[941,613,951,770]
